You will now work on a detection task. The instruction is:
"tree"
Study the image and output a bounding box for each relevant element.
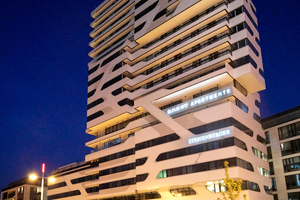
[217,161,246,200]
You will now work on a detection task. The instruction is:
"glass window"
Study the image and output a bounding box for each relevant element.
[136,173,148,182]
[264,186,272,195]
[265,131,270,144]
[253,113,261,123]
[257,166,270,177]
[267,146,272,159]
[296,122,300,135]
[278,122,300,140]
[237,23,244,32]
[235,99,248,113]
[48,182,67,190]
[241,181,260,192]
[189,117,253,137]
[288,192,300,200]
[170,187,196,197]
[252,147,268,161]
[255,99,260,108]
[136,133,179,151]
[269,162,274,175]
[206,181,225,193]
[286,174,300,189]
[281,139,300,156]
[283,156,300,172]
[18,186,24,200]
[2,192,8,200]
[157,157,253,179]
[8,192,15,199]
[143,192,161,199]
[271,178,277,191]
[30,187,41,200]
[156,137,246,162]
[128,133,135,138]
[157,170,167,179]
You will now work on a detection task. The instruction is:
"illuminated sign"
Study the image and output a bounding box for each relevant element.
[167,103,189,115]
[188,129,231,144]
[165,87,232,115]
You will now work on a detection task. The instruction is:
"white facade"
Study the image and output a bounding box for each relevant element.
[48,0,272,200]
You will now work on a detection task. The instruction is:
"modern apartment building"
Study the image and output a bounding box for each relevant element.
[1,178,46,200]
[48,0,272,200]
[262,106,300,200]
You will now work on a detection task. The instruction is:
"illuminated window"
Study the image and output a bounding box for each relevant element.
[17,187,24,200]
[206,181,225,193]
[283,156,300,172]
[206,180,260,193]
[257,166,270,177]
[252,147,268,161]
[157,170,167,179]
[104,137,121,149]
[170,187,196,197]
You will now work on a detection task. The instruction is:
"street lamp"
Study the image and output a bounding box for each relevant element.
[29,163,55,200]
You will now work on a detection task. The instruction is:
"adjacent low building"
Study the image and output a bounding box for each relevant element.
[262,105,300,200]
[1,178,46,200]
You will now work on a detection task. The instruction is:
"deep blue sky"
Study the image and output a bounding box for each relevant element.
[0,0,299,190]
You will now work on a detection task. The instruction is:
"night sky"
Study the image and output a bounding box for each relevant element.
[0,0,299,191]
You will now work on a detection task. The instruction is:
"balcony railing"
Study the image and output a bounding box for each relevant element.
[93,9,132,40]
[142,0,228,49]
[92,20,131,49]
[93,0,130,31]
[94,31,130,59]
[140,47,231,90]
[134,16,229,68]
[92,0,120,25]
[139,31,229,77]
[100,112,150,137]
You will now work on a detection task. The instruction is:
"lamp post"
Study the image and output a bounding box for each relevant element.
[41,163,45,200]
[29,163,55,200]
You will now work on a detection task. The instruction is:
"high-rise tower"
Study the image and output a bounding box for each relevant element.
[48,1,272,200]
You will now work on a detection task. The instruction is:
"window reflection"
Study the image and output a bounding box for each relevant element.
[170,187,196,197]
[257,166,270,177]
[281,139,300,156]
[252,147,268,161]
[206,181,225,193]
[286,174,300,189]
[104,137,121,149]
[206,180,260,193]
[271,178,277,191]
[278,122,300,140]
[283,156,300,172]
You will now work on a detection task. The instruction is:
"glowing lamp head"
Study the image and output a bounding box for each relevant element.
[42,163,45,173]
[29,174,38,180]
[48,177,55,183]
